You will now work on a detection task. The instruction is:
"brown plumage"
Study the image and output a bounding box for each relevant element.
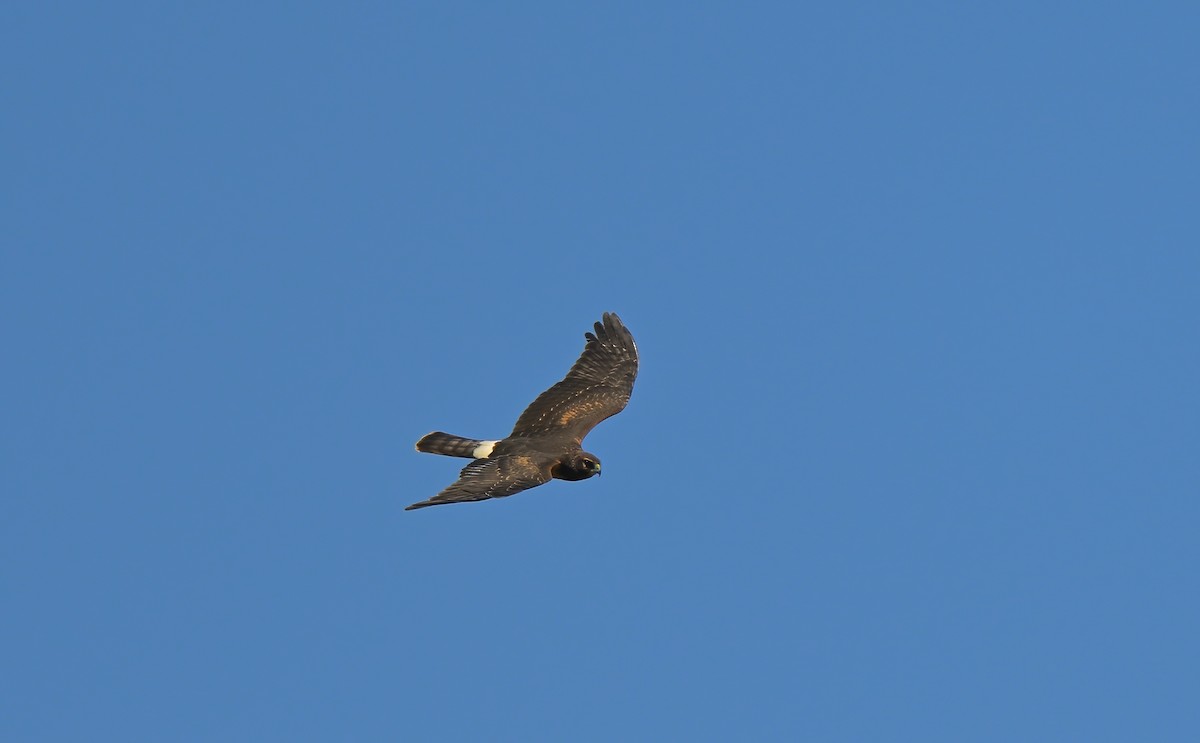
[407,312,638,510]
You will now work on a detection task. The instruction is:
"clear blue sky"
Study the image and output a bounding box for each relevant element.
[4,2,1198,741]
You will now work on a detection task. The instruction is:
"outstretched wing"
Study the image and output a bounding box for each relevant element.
[510,312,639,443]
[405,454,553,510]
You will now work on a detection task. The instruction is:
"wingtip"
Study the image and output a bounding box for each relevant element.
[605,312,629,336]
[594,312,635,352]
[591,312,624,340]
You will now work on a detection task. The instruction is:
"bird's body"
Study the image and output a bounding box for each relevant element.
[407,312,638,510]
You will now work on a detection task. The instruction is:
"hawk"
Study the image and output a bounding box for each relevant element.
[406,312,638,510]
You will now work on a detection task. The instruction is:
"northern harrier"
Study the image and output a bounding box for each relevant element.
[406,312,638,510]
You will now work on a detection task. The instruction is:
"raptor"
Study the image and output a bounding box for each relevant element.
[406,312,638,510]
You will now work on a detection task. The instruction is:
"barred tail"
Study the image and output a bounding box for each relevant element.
[415,431,496,459]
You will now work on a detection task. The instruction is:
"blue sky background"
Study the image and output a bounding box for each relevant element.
[4,2,1198,741]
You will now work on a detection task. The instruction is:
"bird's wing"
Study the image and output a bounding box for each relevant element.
[405,454,553,510]
[509,312,638,443]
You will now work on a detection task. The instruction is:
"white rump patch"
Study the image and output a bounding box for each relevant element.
[472,440,499,458]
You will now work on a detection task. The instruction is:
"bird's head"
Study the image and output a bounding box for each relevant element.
[554,451,602,481]
[579,452,602,478]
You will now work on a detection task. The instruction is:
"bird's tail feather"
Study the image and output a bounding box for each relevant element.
[415,432,491,458]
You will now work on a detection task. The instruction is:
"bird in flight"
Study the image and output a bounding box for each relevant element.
[407,312,638,510]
